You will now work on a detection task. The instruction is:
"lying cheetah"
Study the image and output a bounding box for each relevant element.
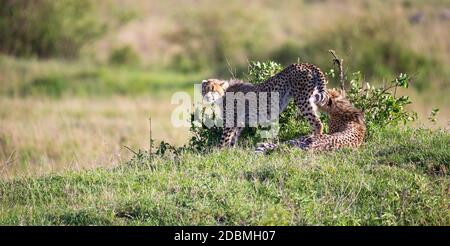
[255,89,366,153]
[201,63,328,148]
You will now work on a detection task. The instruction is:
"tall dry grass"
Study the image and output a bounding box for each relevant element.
[0,97,189,179]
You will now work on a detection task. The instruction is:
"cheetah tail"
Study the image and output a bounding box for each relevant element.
[316,82,328,106]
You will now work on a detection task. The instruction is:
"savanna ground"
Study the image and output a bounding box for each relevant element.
[0,0,449,225]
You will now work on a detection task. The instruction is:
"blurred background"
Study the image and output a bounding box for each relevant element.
[1,0,449,178]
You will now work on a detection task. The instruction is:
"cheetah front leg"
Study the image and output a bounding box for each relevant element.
[295,98,323,135]
[219,127,243,148]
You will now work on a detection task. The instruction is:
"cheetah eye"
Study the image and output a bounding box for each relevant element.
[327,99,332,107]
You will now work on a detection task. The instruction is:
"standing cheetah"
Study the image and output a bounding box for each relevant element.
[255,89,366,153]
[201,63,328,148]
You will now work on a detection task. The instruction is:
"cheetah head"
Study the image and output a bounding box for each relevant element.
[201,79,229,103]
[320,89,353,114]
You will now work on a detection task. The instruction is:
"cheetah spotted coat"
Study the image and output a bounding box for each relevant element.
[255,89,366,153]
[202,63,328,148]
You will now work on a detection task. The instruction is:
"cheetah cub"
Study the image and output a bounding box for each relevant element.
[255,89,366,153]
[201,63,328,148]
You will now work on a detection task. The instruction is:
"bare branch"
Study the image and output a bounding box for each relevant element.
[329,50,345,92]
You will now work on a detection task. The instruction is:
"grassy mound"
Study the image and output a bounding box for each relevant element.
[1,127,448,225]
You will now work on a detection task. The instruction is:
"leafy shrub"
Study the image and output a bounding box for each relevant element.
[188,109,223,152]
[246,61,282,84]
[345,72,418,134]
[0,0,105,58]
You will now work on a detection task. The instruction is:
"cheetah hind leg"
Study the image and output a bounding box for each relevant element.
[295,97,323,135]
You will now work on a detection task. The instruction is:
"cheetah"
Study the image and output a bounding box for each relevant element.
[254,88,366,153]
[201,63,328,148]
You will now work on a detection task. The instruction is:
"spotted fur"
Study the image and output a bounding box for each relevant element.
[255,89,366,153]
[201,63,328,148]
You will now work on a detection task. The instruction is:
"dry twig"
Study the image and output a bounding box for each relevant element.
[329,50,345,92]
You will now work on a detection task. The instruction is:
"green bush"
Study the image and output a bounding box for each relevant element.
[345,71,417,134]
[188,110,223,152]
[0,0,105,58]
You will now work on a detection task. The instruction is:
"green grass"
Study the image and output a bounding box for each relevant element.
[1,127,448,225]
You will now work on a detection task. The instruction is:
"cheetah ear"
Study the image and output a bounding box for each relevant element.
[219,80,229,90]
